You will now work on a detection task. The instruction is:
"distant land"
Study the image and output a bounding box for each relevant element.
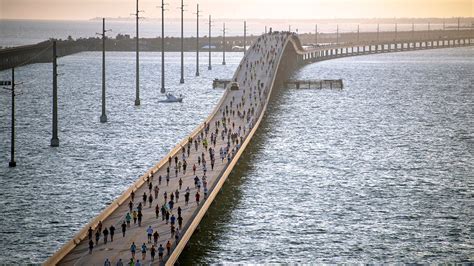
[89,17,474,25]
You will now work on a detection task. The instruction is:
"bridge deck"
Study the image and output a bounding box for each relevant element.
[53,33,288,265]
[48,31,474,265]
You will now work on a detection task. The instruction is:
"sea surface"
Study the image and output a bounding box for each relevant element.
[179,47,474,264]
[0,46,473,264]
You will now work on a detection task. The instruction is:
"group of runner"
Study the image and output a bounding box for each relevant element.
[83,32,289,265]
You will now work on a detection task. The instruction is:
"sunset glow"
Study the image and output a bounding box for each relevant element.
[1,0,472,20]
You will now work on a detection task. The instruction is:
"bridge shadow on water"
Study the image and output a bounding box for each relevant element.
[177,84,291,264]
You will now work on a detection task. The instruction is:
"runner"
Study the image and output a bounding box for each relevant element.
[141,243,147,261]
[166,240,172,255]
[158,244,164,261]
[185,191,190,205]
[150,245,156,261]
[154,185,159,199]
[121,221,126,237]
[155,204,160,218]
[126,213,131,227]
[195,191,201,205]
[153,230,159,246]
[102,227,109,244]
[175,189,180,202]
[177,215,183,229]
[148,194,153,208]
[142,192,147,205]
[95,230,100,246]
[137,211,143,227]
[88,239,94,254]
[109,225,115,242]
[146,226,153,243]
[132,210,137,225]
[130,242,136,259]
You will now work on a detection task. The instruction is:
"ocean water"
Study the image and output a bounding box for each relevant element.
[0,51,243,264]
[1,45,473,264]
[178,47,474,264]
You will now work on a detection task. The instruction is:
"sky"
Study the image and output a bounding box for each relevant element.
[1,0,473,20]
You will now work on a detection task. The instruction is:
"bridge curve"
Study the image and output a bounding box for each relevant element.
[47,32,301,266]
[47,31,473,265]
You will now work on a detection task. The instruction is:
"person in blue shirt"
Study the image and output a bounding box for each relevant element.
[130,242,136,259]
[146,226,153,243]
[141,243,147,261]
[158,244,165,261]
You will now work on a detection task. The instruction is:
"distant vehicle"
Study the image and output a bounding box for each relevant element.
[230,82,240,91]
[159,93,183,103]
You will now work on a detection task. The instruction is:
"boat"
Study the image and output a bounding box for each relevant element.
[159,93,183,103]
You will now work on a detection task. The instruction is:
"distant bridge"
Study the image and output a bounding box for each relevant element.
[296,32,473,63]
[46,30,473,265]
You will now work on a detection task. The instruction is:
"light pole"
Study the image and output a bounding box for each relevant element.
[395,22,398,41]
[2,71,16,167]
[243,20,247,53]
[99,18,111,123]
[180,0,185,84]
[315,24,318,45]
[377,23,379,42]
[195,4,200,77]
[51,41,59,147]
[208,14,212,70]
[222,22,226,65]
[160,0,166,93]
[134,0,141,105]
[357,24,360,42]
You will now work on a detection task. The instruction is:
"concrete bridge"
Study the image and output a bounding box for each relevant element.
[297,34,473,63]
[46,30,473,265]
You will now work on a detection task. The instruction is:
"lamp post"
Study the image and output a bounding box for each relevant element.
[99,18,111,123]
[2,70,16,167]
[208,15,212,70]
[315,24,318,45]
[222,22,226,65]
[134,0,141,105]
[195,4,200,77]
[180,0,184,84]
[51,41,59,147]
[243,20,247,53]
[160,0,166,93]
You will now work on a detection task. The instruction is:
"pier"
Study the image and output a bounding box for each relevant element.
[46,30,473,265]
[285,79,343,89]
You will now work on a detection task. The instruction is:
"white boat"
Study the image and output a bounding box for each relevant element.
[159,93,183,103]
